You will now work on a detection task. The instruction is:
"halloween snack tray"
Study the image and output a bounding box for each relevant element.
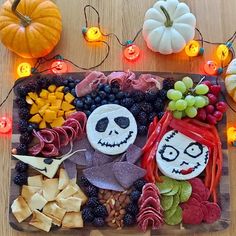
[9,72,230,234]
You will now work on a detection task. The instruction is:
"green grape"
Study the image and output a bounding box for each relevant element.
[182,77,193,89]
[185,107,197,118]
[202,95,209,105]
[167,89,182,101]
[168,101,176,111]
[194,96,206,108]
[174,81,187,93]
[185,95,196,107]
[175,99,187,111]
[173,111,183,119]
[195,84,209,95]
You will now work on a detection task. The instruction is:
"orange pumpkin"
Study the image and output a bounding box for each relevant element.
[0,0,62,58]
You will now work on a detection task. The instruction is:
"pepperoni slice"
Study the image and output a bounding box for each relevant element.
[37,129,55,143]
[53,127,69,147]
[41,143,59,157]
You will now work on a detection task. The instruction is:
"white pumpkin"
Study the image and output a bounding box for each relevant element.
[142,0,196,55]
[225,58,236,102]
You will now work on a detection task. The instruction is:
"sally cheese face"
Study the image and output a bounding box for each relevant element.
[156,130,209,180]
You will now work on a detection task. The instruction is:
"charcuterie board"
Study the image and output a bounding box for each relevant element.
[9,72,230,234]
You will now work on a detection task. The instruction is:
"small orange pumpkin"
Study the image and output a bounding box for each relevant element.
[0,0,62,58]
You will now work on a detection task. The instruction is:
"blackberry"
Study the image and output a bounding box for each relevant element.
[123,213,135,226]
[86,185,98,197]
[18,120,28,133]
[141,102,153,113]
[148,112,157,122]
[52,76,63,86]
[14,172,27,186]
[157,112,165,120]
[15,161,28,172]
[137,111,147,125]
[82,207,94,223]
[15,98,28,109]
[80,176,91,187]
[92,217,105,227]
[36,77,48,89]
[134,179,147,191]
[94,205,108,217]
[130,190,141,202]
[20,133,31,144]
[16,143,28,155]
[116,91,125,100]
[123,91,131,98]
[16,85,28,97]
[120,98,134,108]
[153,98,164,112]
[87,197,100,208]
[158,89,167,100]
[145,91,157,102]
[126,203,139,216]
[26,82,37,93]
[130,103,141,116]
[163,78,175,90]
[131,90,145,102]
[19,108,30,120]
[137,125,147,136]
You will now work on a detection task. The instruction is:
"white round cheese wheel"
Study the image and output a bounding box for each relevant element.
[156,130,209,180]
[86,104,138,155]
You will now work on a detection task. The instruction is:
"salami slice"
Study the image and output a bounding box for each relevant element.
[64,118,81,137]
[68,111,87,131]
[41,143,59,157]
[140,197,161,211]
[143,183,161,196]
[62,126,76,141]
[138,208,163,221]
[37,129,55,143]
[28,130,45,155]
[50,129,60,149]
[53,127,69,147]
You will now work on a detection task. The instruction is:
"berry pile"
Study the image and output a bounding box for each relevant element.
[196,81,227,125]
[123,178,146,226]
[80,176,108,227]
[13,161,28,186]
[167,77,210,119]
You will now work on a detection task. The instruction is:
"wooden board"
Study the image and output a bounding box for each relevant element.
[9,72,230,234]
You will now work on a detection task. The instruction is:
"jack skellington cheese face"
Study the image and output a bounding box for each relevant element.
[86,104,137,155]
[156,130,209,180]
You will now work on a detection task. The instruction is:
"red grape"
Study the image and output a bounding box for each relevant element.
[206,114,217,125]
[205,105,215,114]
[207,93,217,105]
[216,101,227,113]
[210,85,221,96]
[213,111,223,121]
[196,108,207,121]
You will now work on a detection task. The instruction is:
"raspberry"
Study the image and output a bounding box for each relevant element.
[15,161,28,172]
[13,172,27,186]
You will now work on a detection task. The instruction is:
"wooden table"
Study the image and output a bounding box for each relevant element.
[0,0,236,235]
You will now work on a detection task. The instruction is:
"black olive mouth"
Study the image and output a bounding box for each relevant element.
[98,131,133,147]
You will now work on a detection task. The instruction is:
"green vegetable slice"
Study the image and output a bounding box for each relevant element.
[161,195,173,211]
[156,176,174,194]
[165,206,182,225]
[179,181,192,203]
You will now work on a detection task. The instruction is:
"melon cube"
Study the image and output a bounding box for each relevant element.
[28,92,38,101]
[48,85,56,92]
[39,104,50,116]
[44,110,57,123]
[39,89,49,99]
[50,106,59,112]
[35,98,46,108]
[52,99,62,108]
[26,96,34,105]
[57,110,64,117]
[65,110,76,118]
[30,103,39,115]
[64,93,75,104]
[56,86,64,92]
[29,114,42,124]
[61,101,75,111]
[39,120,47,129]
[48,94,57,103]
[50,117,65,128]
[55,92,64,100]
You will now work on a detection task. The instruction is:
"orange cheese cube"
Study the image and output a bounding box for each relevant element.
[26,96,34,105]
[39,120,47,129]
[64,93,75,104]
[28,92,38,101]
[61,101,75,111]
[30,103,39,115]
[57,110,64,117]
[29,114,42,124]
[50,117,65,128]
[39,89,49,99]
[44,110,57,123]
[55,92,64,100]
[48,85,57,92]
[56,86,64,92]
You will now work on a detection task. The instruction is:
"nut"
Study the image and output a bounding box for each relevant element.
[118,195,126,203]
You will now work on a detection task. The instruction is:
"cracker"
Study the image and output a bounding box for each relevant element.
[27,193,48,211]
[58,168,70,190]
[62,212,83,228]
[57,197,82,212]
[43,178,59,201]
[29,210,52,232]
[21,185,41,203]
[56,184,78,200]
[27,175,44,187]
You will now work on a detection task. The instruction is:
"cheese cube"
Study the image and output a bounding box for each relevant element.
[39,104,49,116]
[50,117,65,128]
[28,193,48,211]
[39,89,49,99]
[64,93,75,104]
[55,92,64,100]
[26,96,34,104]
[29,210,52,232]
[29,114,42,124]
[44,110,57,123]
[30,103,39,115]
[57,110,64,117]
[48,85,56,92]
[61,101,75,111]
[56,86,64,92]
[35,98,45,108]
[28,175,44,187]
[48,93,56,103]
[28,92,38,101]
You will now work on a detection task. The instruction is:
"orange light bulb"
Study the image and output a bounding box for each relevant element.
[124,44,140,61]
[0,117,12,134]
[227,127,236,144]
[185,40,200,57]
[86,27,102,42]
[51,60,68,74]
[17,63,31,78]
[216,44,229,61]
[204,60,218,75]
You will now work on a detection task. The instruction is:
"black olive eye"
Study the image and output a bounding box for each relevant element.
[95,117,109,132]
[184,142,203,158]
[114,117,130,129]
[44,158,53,164]
[159,145,179,162]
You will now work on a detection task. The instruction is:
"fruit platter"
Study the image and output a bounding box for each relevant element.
[9,71,230,234]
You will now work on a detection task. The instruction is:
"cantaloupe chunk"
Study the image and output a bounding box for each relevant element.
[64,93,75,104]
[50,106,59,112]
[50,117,65,128]
[61,102,75,111]
[39,104,50,116]
[26,96,34,105]
[48,94,56,103]
[44,110,57,123]
[52,99,62,108]
[55,92,64,100]
[40,89,49,99]
[39,120,47,129]
[36,98,45,108]
[48,85,56,92]
[57,110,64,117]
[65,110,76,118]
[28,92,38,101]
[56,86,64,92]
[30,103,39,115]
[29,114,42,124]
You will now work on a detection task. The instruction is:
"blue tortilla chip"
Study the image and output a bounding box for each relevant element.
[125,144,142,164]
[63,159,77,179]
[85,150,93,167]
[113,162,146,189]
[92,151,114,166]
[68,152,88,166]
